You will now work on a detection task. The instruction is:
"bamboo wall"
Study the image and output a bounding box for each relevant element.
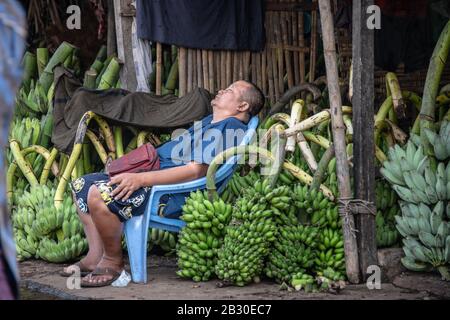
[153,0,319,109]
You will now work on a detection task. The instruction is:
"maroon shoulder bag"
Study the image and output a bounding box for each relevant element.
[107,143,160,177]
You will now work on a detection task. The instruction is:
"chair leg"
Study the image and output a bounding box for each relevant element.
[124,215,148,284]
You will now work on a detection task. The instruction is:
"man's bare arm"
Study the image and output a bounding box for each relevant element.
[109,162,209,201]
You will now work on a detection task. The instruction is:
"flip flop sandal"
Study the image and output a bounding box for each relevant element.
[80,267,122,288]
[60,261,93,277]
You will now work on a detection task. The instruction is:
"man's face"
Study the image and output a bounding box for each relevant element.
[211,81,248,114]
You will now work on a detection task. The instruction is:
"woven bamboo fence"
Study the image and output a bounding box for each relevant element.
[152,0,319,110]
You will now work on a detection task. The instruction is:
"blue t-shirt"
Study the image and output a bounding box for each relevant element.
[157,114,248,169]
[155,114,248,218]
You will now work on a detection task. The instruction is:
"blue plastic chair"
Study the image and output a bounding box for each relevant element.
[124,116,259,283]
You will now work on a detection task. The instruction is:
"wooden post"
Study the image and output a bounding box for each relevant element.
[107,0,117,56]
[352,0,378,281]
[179,48,187,96]
[113,0,137,91]
[156,43,162,95]
[318,0,360,284]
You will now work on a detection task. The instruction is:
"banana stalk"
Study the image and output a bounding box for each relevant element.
[114,127,124,158]
[82,142,92,174]
[83,69,98,89]
[206,145,334,201]
[419,21,450,154]
[40,147,60,185]
[39,42,75,93]
[90,45,107,73]
[385,72,406,119]
[296,132,318,172]
[284,106,352,138]
[286,100,303,152]
[55,111,94,207]
[7,146,58,203]
[92,114,115,153]
[86,130,108,164]
[125,136,138,153]
[97,57,121,90]
[22,52,37,90]
[302,131,331,149]
[9,140,39,187]
[310,145,335,191]
[343,114,353,141]
[267,125,287,187]
[375,91,421,139]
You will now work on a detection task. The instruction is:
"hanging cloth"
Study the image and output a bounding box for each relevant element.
[136,0,265,51]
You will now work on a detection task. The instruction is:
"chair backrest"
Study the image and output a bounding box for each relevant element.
[213,116,259,190]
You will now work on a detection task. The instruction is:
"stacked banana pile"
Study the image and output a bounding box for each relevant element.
[375,180,400,248]
[381,120,450,280]
[264,224,318,284]
[176,190,233,282]
[215,179,280,286]
[291,184,345,279]
[12,183,87,262]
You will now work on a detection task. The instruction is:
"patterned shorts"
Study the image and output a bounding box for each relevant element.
[70,173,151,222]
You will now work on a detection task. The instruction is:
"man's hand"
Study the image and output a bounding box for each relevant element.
[109,173,145,202]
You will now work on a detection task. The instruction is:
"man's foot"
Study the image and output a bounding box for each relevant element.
[60,259,97,277]
[80,257,124,287]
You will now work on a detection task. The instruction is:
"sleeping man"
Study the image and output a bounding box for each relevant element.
[61,80,264,287]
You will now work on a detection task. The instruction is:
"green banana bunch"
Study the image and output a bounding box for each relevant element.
[396,200,450,278]
[316,267,346,291]
[314,228,346,277]
[264,224,318,284]
[216,179,280,286]
[376,211,400,248]
[37,234,88,263]
[293,184,340,229]
[12,183,88,262]
[422,120,450,161]
[177,190,233,282]
[17,79,49,115]
[223,169,260,201]
[7,117,41,166]
[150,228,177,253]
[381,140,440,204]
[290,272,317,292]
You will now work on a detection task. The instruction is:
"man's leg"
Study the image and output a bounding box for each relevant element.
[63,193,104,274]
[83,185,124,284]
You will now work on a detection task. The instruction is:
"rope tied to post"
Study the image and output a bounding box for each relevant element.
[337,197,376,238]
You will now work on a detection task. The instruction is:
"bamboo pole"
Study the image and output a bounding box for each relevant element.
[232,51,239,83]
[226,51,232,86]
[156,43,162,95]
[197,49,203,89]
[310,1,318,82]
[280,8,294,88]
[299,9,306,84]
[208,51,215,92]
[291,2,300,85]
[256,52,262,90]
[202,50,209,91]
[192,49,197,90]
[243,52,251,81]
[273,12,284,95]
[187,48,193,93]
[318,0,360,284]
[220,51,226,88]
[179,48,187,96]
[262,50,267,94]
[251,52,257,84]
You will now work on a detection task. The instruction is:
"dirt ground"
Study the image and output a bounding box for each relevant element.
[18,255,450,300]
